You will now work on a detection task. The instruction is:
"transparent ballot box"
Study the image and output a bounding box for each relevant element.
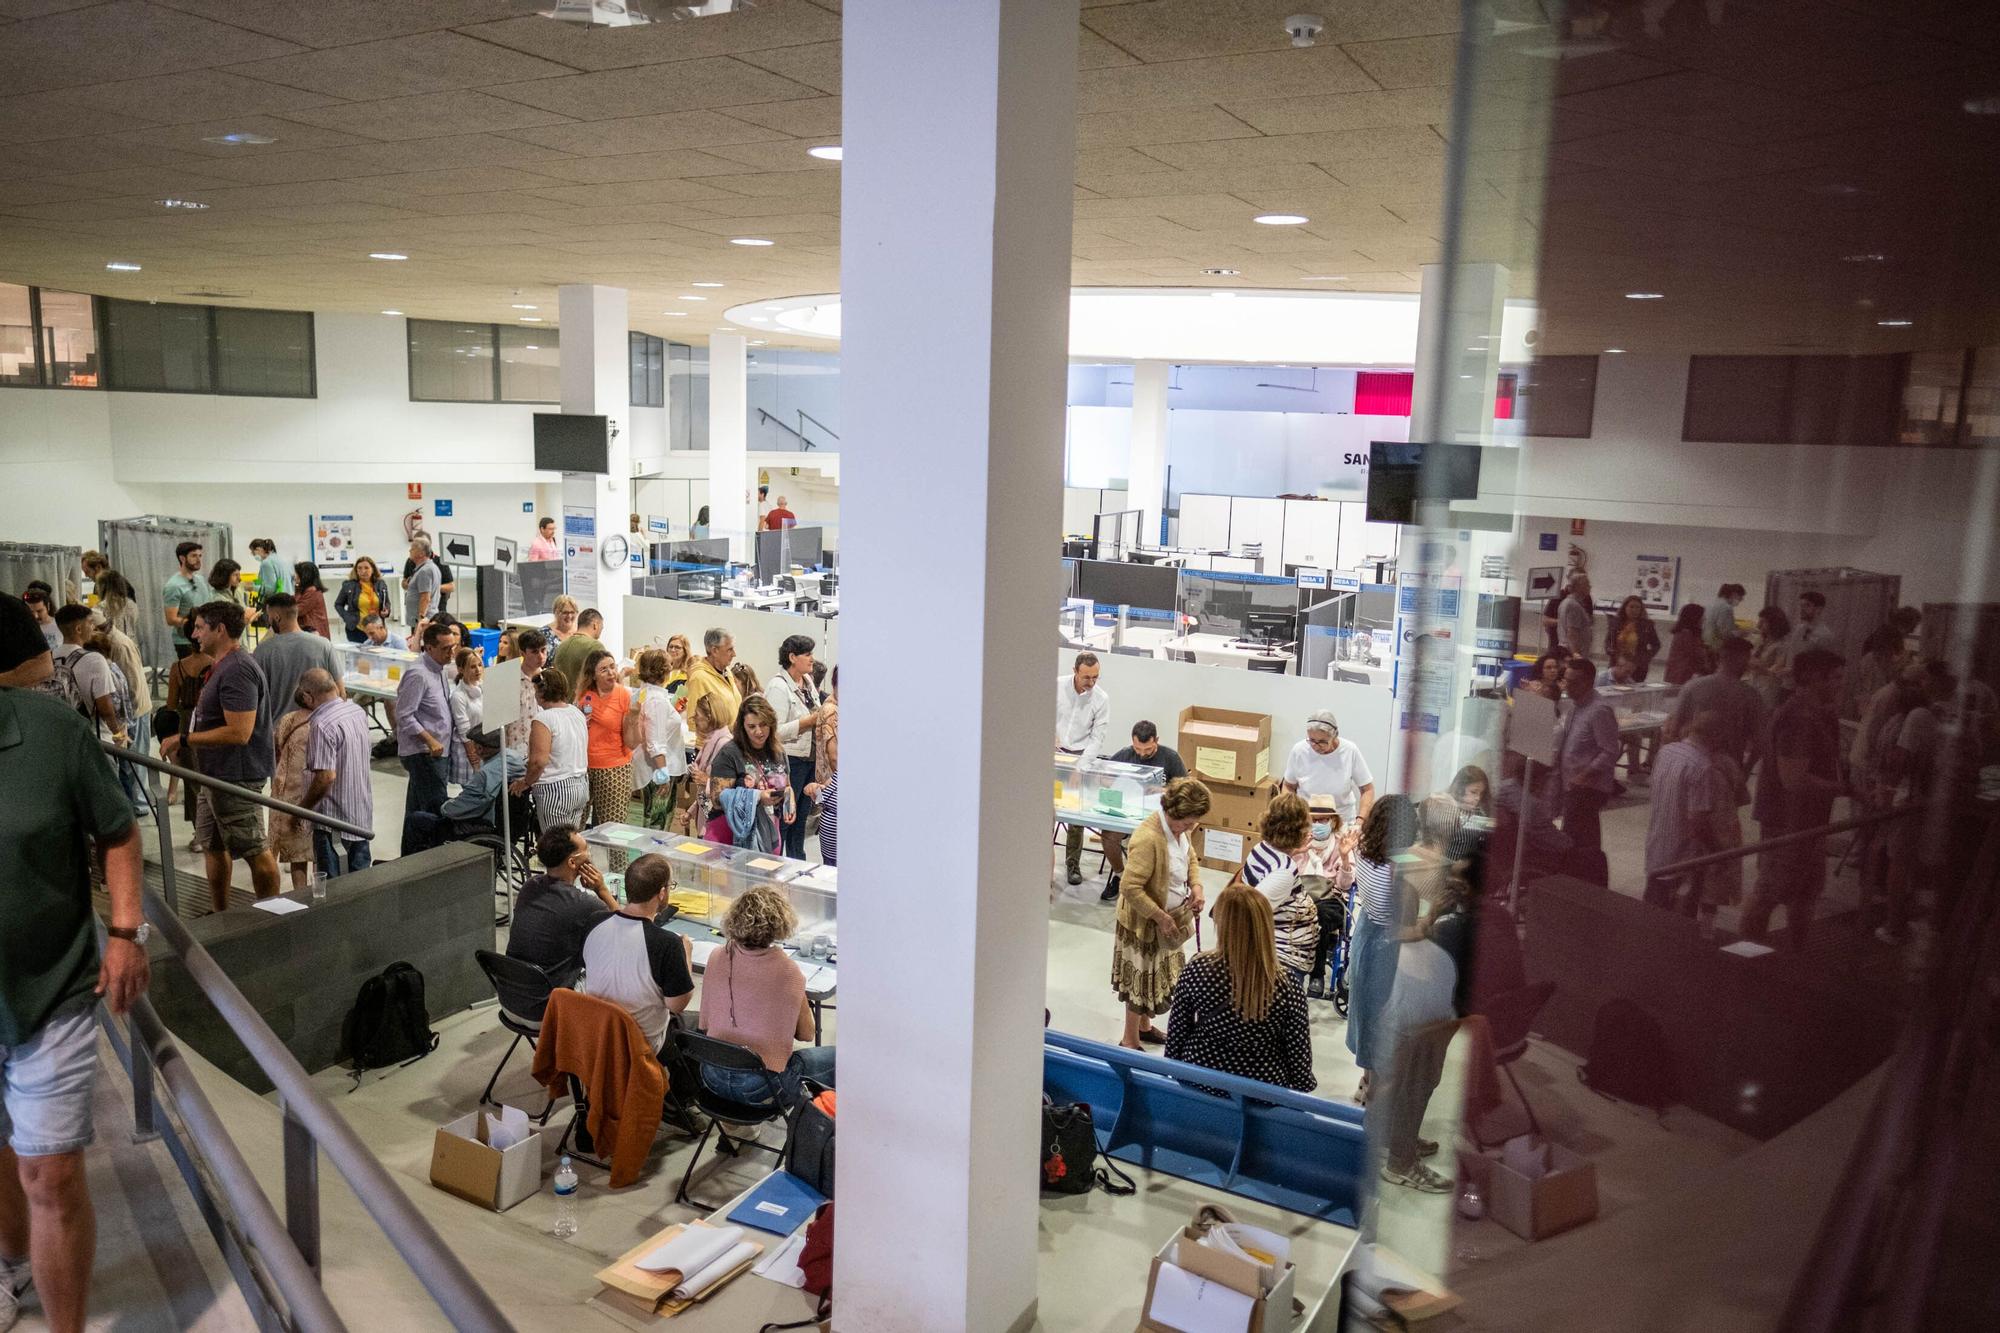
[334,640,419,686]
[581,824,837,952]
[1053,752,1165,828]
[1598,679,1670,721]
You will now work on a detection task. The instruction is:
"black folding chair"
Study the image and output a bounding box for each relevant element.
[669,1031,798,1210]
[471,949,568,1120]
[1471,980,1558,1148]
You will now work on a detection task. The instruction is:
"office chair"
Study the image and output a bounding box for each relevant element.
[670,1031,803,1210]
[1331,668,1370,685]
[1247,657,1289,674]
[472,950,567,1118]
[1166,648,1196,664]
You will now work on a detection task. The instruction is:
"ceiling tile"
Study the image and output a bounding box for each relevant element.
[698,138,841,172]
[1076,28,1140,70]
[1081,163,1340,198]
[110,115,373,159]
[31,165,240,196]
[1076,47,1379,114]
[334,134,581,175]
[528,148,770,184]
[0,91,159,143]
[0,1,304,95]
[503,110,789,157]
[348,165,575,201]
[153,0,528,49]
[1075,146,1180,176]
[278,90,576,142]
[225,30,578,102]
[1338,35,1458,88]
[0,137,196,180]
[718,96,841,138]
[518,178,745,209]
[1076,105,1263,150]
[487,56,823,118]
[62,69,345,123]
[1140,125,1443,170]
[1218,86,1449,135]
[730,42,841,96]
[462,0,842,72]
[695,169,838,200]
[1083,0,1459,64]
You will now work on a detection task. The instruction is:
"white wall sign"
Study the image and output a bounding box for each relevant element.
[1633,554,1680,613]
[563,505,598,603]
[310,514,355,568]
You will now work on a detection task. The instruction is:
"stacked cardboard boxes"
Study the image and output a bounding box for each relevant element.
[1177,706,1276,873]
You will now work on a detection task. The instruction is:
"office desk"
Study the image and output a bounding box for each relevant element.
[1324,661,1393,689]
[503,613,553,631]
[1079,623,1179,655]
[722,585,797,612]
[1166,632,1294,673]
[342,675,397,738]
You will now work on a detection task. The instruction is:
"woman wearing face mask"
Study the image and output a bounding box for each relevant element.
[1301,793,1355,1000]
[267,683,319,891]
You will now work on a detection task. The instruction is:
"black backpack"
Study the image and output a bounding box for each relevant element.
[1578,997,1676,1113]
[342,962,439,1076]
[1039,1099,1134,1197]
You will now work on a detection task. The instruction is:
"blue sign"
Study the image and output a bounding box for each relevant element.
[522,501,535,513]
[434,499,453,517]
[1538,532,1559,551]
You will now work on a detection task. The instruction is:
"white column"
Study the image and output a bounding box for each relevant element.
[1127,358,1170,545]
[556,284,632,652]
[708,331,751,562]
[836,0,1079,1330]
[1390,262,1509,795]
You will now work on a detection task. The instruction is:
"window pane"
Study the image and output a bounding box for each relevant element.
[0,283,34,386]
[408,319,495,402]
[103,298,210,392]
[215,307,314,397]
[1964,347,2000,449]
[1514,355,1597,437]
[499,326,559,403]
[631,331,648,406]
[1787,355,1900,446]
[38,289,100,389]
[1683,355,1792,443]
[1899,350,1964,447]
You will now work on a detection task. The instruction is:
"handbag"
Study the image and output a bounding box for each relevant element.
[783,1085,836,1199]
[1039,1098,1134,1197]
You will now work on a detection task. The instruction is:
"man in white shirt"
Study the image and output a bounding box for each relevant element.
[50,605,122,740]
[1559,574,1595,658]
[580,854,693,1054]
[1056,652,1109,885]
[1281,709,1375,825]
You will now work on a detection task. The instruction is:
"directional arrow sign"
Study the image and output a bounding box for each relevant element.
[439,532,474,563]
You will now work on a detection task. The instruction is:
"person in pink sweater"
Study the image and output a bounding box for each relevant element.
[698,886,835,1108]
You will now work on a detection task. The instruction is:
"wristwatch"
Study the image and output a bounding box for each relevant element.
[107,922,151,946]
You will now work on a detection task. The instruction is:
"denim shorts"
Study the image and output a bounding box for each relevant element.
[0,1008,99,1157]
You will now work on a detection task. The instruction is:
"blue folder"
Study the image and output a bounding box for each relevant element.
[726,1171,827,1237]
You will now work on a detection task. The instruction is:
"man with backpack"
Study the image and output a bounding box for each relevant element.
[47,606,121,743]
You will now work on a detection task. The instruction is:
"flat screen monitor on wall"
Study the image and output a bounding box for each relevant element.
[1365,442,1482,523]
[533,413,610,474]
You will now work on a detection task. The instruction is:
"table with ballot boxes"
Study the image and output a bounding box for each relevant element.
[581,825,838,1042]
[331,639,419,737]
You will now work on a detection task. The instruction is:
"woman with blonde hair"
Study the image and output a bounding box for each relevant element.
[549,594,580,647]
[1165,886,1315,1093]
[1112,776,1212,1050]
[699,885,835,1107]
[661,633,692,696]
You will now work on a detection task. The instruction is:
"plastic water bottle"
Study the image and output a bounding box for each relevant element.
[552,1155,578,1238]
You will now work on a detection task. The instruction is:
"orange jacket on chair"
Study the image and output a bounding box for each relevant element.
[531,988,666,1188]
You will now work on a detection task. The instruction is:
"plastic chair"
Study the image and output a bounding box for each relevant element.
[1470,980,1558,1148]
[669,1030,794,1210]
[1247,656,1289,674]
[471,950,566,1118]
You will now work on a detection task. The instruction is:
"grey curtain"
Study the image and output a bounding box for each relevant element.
[99,516,233,674]
[0,542,85,609]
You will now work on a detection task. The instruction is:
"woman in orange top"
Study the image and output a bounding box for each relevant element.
[578,648,641,850]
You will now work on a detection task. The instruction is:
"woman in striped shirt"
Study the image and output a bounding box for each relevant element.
[1235,794,1317,985]
[1342,794,1419,1105]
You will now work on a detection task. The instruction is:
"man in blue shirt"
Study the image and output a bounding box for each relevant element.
[1556,656,1621,877]
[395,621,457,851]
[403,731,525,853]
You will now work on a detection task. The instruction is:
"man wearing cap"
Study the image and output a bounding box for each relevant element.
[1282,710,1376,825]
[0,592,151,1332]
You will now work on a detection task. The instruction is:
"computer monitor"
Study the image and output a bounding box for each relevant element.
[1244,608,1296,646]
[1076,558,1178,614]
[516,558,566,615]
[1365,441,1483,523]
[754,529,784,585]
[783,525,825,570]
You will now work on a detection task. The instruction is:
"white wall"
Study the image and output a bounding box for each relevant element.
[0,386,147,548]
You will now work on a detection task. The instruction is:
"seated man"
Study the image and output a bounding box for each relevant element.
[359,613,408,651]
[403,730,525,853]
[1093,719,1189,903]
[581,853,694,1056]
[507,825,619,982]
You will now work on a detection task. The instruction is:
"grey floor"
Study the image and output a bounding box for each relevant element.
[101,751,1874,1329]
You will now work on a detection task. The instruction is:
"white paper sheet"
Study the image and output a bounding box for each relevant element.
[485,1105,531,1152]
[635,1224,742,1277]
[688,939,720,969]
[1720,940,1774,958]
[673,1241,760,1300]
[1146,1262,1255,1333]
[253,898,308,916]
[751,1228,809,1288]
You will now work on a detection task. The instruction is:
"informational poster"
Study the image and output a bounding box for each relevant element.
[1632,554,1681,613]
[563,505,598,603]
[310,514,355,568]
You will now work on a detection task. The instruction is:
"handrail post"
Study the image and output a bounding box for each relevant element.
[282,1103,322,1279]
[129,1024,160,1144]
[146,781,182,919]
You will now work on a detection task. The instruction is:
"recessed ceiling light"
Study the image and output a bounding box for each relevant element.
[750,339,768,346]
[511,303,537,310]
[1841,252,1887,263]
[730,237,775,247]
[1211,291,1237,299]
[1603,347,1626,354]
[1962,96,2000,115]
[381,309,404,316]
[1200,267,1240,276]
[1876,319,1913,327]
[663,312,687,317]
[1624,292,1664,300]
[1252,213,1309,226]
[104,261,142,272]
[806,145,843,161]
[691,282,724,288]
[1302,274,1348,281]
[677,295,708,301]
[204,132,275,146]
[155,198,208,210]
[761,304,783,310]
[518,316,544,323]
[369,252,408,261]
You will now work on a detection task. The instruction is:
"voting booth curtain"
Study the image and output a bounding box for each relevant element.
[99,515,234,673]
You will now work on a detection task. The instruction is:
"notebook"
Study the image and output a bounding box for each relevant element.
[725,1171,827,1237]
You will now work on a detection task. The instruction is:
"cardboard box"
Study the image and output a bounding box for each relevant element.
[1136,1224,1296,1333]
[1196,778,1276,872]
[1464,1141,1599,1241]
[1179,707,1273,788]
[429,1110,544,1212]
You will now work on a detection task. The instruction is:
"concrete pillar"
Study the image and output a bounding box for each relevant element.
[556,284,631,652]
[1128,359,1170,545]
[1389,262,1509,796]
[835,0,1080,1329]
[708,331,751,563]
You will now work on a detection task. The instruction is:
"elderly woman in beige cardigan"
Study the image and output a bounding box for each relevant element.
[1111,777,1212,1050]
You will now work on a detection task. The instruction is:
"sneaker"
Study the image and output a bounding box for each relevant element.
[1099,881,1120,903]
[1306,976,1327,999]
[1066,867,1082,887]
[1416,1137,1439,1158]
[0,1259,30,1333]
[1380,1162,1452,1193]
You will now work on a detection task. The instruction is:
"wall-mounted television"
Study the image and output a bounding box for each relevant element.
[1365,441,1483,523]
[533,413,609,474]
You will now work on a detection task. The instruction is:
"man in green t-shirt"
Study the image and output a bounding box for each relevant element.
[161,539,206,659]
[0,593,149,1332]
[548,608,606,696]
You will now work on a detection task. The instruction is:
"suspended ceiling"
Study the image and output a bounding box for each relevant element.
[0,0,1996,355]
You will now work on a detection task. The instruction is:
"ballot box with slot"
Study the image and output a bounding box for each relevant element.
[1054,752,1166,833]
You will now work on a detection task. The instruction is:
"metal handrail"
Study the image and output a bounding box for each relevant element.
[111,743,372,839]
[1650,799,1927,879]
[96,743,514,1331]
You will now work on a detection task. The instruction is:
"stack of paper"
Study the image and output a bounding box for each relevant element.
[594,1222,764,1321]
